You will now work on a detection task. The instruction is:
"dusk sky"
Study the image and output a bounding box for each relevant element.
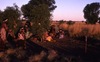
[0,0,100,21]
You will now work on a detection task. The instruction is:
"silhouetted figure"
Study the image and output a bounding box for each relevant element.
[7,29,16,48]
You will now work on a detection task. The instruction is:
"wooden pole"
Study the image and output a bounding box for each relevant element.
[85,36,87,53]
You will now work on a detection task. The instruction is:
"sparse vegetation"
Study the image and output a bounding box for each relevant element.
[0,1,100,62]
[58,21,100,39]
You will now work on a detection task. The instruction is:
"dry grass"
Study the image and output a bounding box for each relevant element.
[58,22,100,38]
[59,23,69,30]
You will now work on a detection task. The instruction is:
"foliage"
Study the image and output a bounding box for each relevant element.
[21,0,56,18]
[59,20,65,24]
[21,0,57,37]
[0,10,3,26]
[2,4,21,30]
[83,2,100,24]
[67,20,75,25]
[29,4,51,36]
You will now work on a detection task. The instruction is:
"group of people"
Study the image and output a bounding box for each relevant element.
[42,25,65,42]
[0,21,32,50]
[0,20,65,51]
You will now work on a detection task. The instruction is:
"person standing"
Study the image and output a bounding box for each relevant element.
[0,22,8,50]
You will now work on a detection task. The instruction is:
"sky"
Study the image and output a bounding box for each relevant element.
[0,0,100,21]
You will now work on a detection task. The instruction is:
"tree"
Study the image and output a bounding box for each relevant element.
[0,10,3,26]
[2,4,21,30]
[21,0,57,37]
[21,0,56,19]
[83,2,100,24]
[30,4,51,35]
